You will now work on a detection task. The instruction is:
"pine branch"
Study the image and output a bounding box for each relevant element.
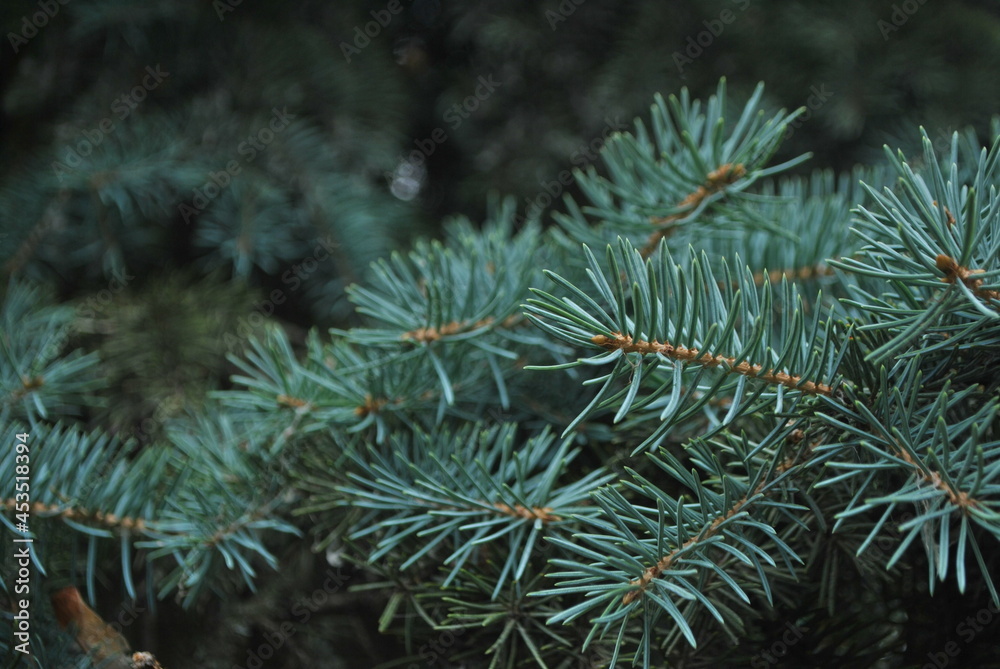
[525,238,840,446]
[0,281,105,423]
[817,358,1000,603]
[0,499,148,533]
[535,425,812,658]
[934,253,1000,303]
[590,332,832,395]
[641,162,747,257]
[750,264,837,286]
[550,80,811,266]
[316,424,612,596]
[0,412,299,608]
[835,129,1000,362]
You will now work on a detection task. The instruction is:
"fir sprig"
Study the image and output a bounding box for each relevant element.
[524,238,841,451]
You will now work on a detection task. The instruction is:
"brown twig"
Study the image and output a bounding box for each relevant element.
[892,440,981,510]
[400,315,523,343]
[591,332,832,395]
[622,432,824,605]
[354,394,387,417]
[622,493,752,605]
[935,254,999,302]
[492,503,562,523]
[2,499,147,532]
[5,375,45,404]
[932,201,956,227]
[750,264,836,286]
[641,163,747,257]
[276,394,312,409]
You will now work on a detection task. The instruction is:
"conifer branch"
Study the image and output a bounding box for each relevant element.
[492,503,563,523]
[750,264,836,286]
[401,317,496,343]
[641,163,746,257]
[2,499,148,532]
[935,254,1000,303]
[621,492,755,605]
[4,375,45,403]
[206,508,273,547]
[276,394,312,409]
[8,70,1000,666]
[620,431,825,605]
[353,495,567,525]
[400,314,526,343]
[893,440,982,510]
[354,393,388,416]
[590,332,832,395]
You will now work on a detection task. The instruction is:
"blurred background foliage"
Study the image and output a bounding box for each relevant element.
[1,0,999,666]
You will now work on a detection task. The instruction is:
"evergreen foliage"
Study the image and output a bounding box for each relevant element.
[4,73,1000,667]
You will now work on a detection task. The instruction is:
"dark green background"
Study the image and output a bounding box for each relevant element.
[2,1,999,666]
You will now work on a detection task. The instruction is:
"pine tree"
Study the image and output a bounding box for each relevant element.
[4,78,1000,667]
